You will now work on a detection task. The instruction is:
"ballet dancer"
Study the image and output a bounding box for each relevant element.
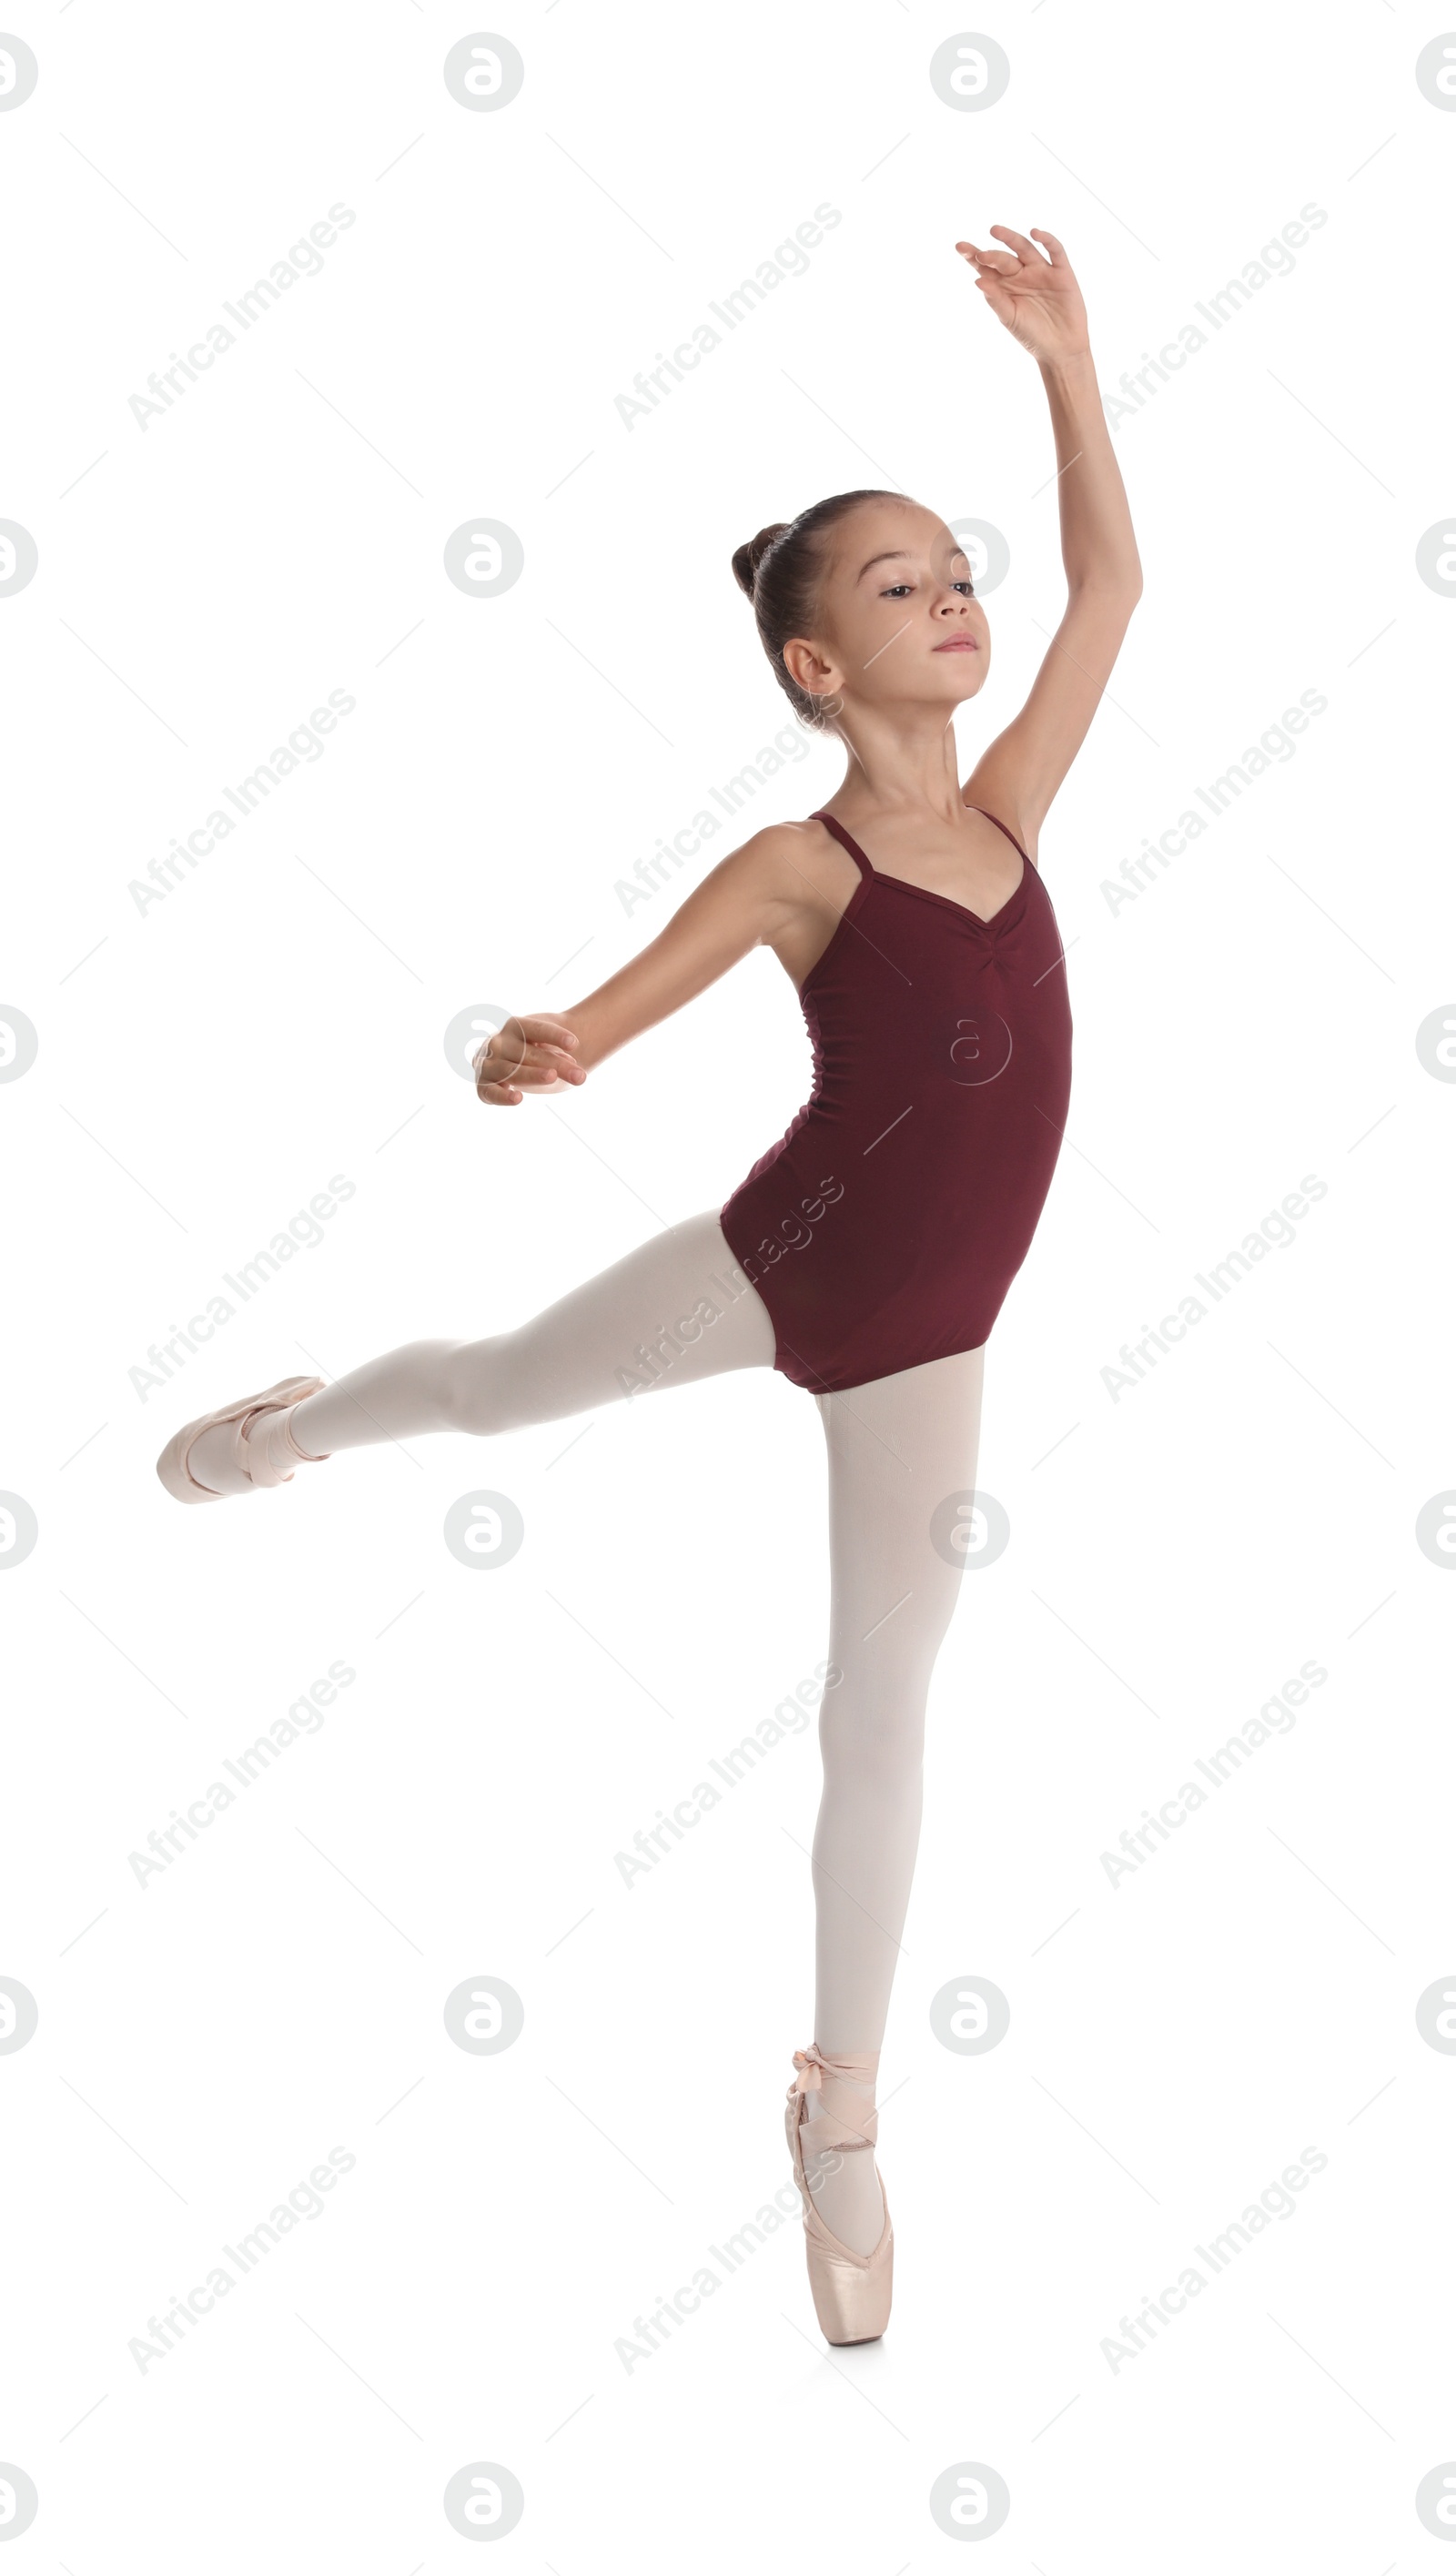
[157,226,1141,2345]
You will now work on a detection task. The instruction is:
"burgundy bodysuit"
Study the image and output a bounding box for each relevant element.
[718,807,1073,1395]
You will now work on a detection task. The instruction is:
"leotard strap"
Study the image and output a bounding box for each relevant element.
[966,805,1030,865]
[810,809,875,883]
[815,805,1029,872]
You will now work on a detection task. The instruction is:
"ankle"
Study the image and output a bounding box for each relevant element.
[240,1402,329,1485]
[283,1398,329,1461]
[798,2060,871,2102]
[805,2072,875,2121]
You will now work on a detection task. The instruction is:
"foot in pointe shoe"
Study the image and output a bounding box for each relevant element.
[785,2043,893,2346]
[156,1377,329,1504]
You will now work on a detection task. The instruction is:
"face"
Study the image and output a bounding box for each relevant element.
[784,500,990,720]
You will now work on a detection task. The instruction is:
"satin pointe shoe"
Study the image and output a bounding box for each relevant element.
[156,1376,328,1503]
[785,2043,893,2345]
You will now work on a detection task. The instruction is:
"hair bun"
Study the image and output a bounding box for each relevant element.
[731,522,791,599]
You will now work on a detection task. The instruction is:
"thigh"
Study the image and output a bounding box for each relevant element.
[816,1345,986,1668]
[498,1210,776,1422]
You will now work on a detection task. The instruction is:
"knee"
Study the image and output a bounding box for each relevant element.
[435,1335,513,1436]
[819,1696,927,1788]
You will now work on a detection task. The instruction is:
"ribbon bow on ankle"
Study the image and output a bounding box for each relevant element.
[787,2043,881,2152]
[791,2043,879,2096]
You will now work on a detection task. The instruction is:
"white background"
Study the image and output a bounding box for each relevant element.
[4,0,1454,2566]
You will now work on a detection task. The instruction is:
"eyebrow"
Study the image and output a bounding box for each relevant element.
[857,545,971,581]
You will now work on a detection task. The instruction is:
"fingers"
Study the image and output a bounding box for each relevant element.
[964,264,1014,313]
[471,1015,583,1083]
[474,1056,581,1102]
[483,1041,581,1079]
[471,1014,585,1106]
[956,239,1017,275]
[987,224,1047,266]
[479,1015,578,1066]
[484,1061,572,1091]
[957,228,1068,271]
[475,1061,564,1105]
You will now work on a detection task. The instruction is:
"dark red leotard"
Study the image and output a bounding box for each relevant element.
[718,807,1073,1394]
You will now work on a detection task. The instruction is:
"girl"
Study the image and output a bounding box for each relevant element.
[157,226,1141,2347]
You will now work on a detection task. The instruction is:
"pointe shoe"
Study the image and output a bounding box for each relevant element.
[156,1376,328,1504]
[785,2043,893,2345]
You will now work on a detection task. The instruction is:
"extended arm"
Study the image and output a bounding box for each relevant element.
[473,830,803,1103]
[956,228,1142,851]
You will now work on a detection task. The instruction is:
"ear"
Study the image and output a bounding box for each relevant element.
[782,635,841,699]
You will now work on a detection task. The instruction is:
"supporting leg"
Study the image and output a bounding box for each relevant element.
[802,1343,986,2248]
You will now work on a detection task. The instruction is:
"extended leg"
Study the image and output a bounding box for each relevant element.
[176,1212,774,1496]
[801,1344,986,2248]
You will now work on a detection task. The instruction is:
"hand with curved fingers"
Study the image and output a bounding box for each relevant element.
[954,227,1090,368]
[471,1013,584,1106]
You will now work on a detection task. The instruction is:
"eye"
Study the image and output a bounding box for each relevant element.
[881,581,915,599]
[952,579,976,597]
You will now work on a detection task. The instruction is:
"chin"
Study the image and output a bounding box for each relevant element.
[937,663,985,703]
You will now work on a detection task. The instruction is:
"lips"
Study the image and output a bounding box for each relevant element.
[934,637,976,652]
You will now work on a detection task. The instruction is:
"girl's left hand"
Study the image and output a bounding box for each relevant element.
[955,227,1090,365]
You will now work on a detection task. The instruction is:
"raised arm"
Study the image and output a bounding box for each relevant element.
[472,827,814,1104]
[955,227,1142,853]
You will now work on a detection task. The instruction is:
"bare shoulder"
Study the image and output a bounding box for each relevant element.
[719,817,862,989]
[723,816,859,922]
[655,820,855,972]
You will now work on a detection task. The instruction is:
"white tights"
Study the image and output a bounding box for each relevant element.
[207,1212,986,2248]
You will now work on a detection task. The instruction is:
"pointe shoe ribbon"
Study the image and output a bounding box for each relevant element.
[788,2045,879,2149]
[234,1389,331,1488]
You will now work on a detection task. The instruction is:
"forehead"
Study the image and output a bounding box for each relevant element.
[833,501,965,579]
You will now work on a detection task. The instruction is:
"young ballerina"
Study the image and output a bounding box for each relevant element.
[157,225,1140,2347]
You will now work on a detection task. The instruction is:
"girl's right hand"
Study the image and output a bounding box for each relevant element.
[472,1014,584,1106]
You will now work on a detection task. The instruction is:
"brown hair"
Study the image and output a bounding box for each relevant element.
[731,489,907,727]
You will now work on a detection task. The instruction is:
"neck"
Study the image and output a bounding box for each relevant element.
[830,702,967,821]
